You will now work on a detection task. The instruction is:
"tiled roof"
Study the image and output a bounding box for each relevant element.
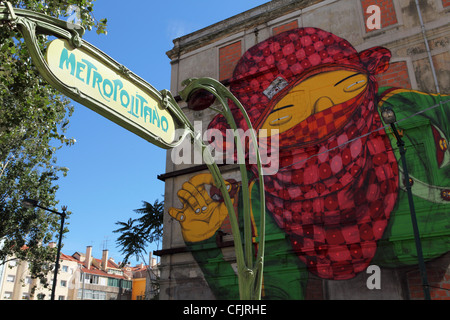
[60,253,81,263]
[59,251,130,280]
[80,265,128,279]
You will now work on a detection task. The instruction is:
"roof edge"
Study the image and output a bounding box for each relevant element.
[166,0,323,59]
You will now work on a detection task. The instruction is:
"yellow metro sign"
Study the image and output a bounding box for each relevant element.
[46,39,176,148]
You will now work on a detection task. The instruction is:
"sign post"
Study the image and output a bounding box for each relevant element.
[0,2,265,300]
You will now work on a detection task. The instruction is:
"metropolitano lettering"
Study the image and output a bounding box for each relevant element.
[58,47,170,133]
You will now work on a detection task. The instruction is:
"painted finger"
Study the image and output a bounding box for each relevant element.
[177,189,202,214]
[182,181,209,211]
[168,207,187,222]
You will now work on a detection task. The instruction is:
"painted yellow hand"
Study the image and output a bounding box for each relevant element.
[169,173,237,243]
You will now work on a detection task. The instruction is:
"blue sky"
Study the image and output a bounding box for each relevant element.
[54,0,268,265]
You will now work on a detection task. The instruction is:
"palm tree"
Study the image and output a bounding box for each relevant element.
[113,199,164,264]
[114,199,164,299]
[133,199,164,248]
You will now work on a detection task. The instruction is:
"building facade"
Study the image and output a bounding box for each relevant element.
[0,245,132,300]
[157,0,450,300]
[0,251,79,300]
[73,246,132,300]
[131,255,159,300]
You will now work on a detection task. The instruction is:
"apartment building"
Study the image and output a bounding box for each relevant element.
[0,243,79,300]
[73,246,132,300]
[0,245,132,300]
[131,254,159,300]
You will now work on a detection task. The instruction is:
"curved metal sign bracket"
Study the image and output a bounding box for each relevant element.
[180,78,266,300]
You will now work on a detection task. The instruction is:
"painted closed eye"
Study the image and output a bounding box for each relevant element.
[334,73,367,93]
[344,78,367,92]
[269,104,295,126]
[270,115,293,126]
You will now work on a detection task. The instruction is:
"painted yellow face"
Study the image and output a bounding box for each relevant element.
[260,70,368,137]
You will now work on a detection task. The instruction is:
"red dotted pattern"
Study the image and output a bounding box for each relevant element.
[208,28,398,280]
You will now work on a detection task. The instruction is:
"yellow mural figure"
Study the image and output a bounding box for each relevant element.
[171,69,371,243]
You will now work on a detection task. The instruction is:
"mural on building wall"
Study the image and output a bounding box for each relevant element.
[168,28,450,299]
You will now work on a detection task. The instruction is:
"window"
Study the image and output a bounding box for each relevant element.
[21,293,30,300]
[58,296,65,300]
[85,274,99,284]
[84,290,93,300]
[219,41,242,81]
[273,20,299,36]
[8,260,17,267]
[108,269,123,276]
[375,61,411,89]
[6,275,15,283]
[108,278,120,287]
[108,278,132,290]
[122,280,132,290]
[60,280,67,287]
[360,0,399,33]
[62,265,69,273]
[91,275,99,284]
[78,289,107,300]
[3,292,12,300]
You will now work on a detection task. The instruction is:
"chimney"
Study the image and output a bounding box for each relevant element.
[149,252,157,268]
[101,249,109,272]
[85,246,92,269]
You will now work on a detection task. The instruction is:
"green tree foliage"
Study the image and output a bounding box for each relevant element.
[114,199,164,264]
[0,0,106,286]
[114,199,163,299]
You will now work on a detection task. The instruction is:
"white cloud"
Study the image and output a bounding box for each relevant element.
[166,19,199,40]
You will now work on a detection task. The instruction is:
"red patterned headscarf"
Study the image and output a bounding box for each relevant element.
[208,28,398,280]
